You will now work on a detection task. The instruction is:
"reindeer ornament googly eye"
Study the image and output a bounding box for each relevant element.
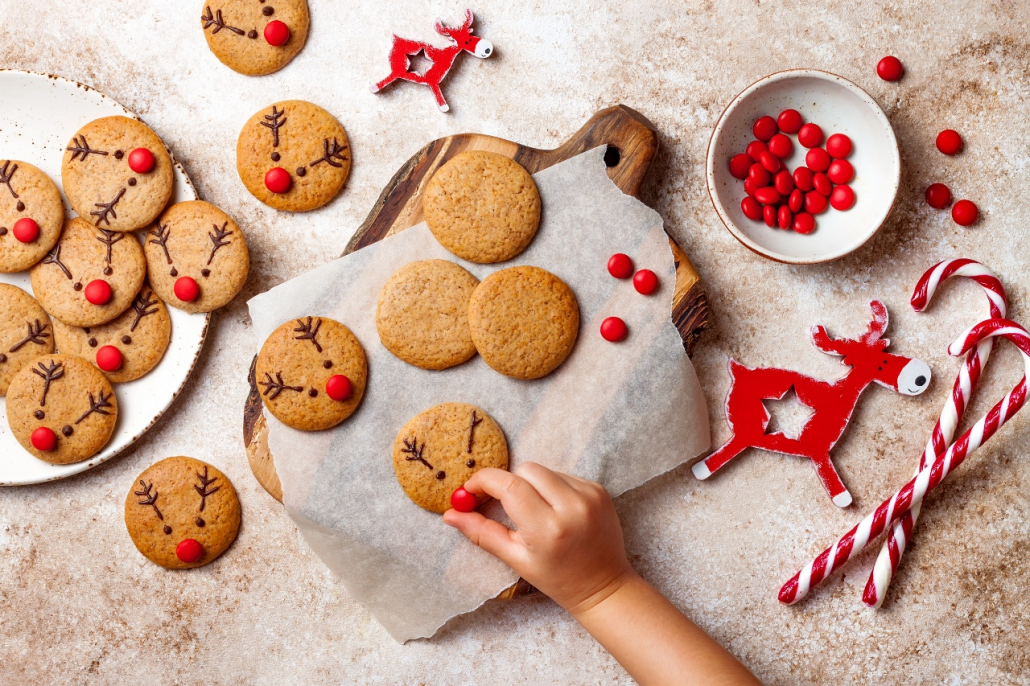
[201,0,310,76]
[125,457,241,569]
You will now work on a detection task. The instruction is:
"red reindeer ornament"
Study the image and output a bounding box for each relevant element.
[370,10,493,113]
[693,301,931,507]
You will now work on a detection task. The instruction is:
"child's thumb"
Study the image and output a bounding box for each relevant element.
[443,509,523,567]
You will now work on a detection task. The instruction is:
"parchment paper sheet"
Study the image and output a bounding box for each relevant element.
[248,148,711,641]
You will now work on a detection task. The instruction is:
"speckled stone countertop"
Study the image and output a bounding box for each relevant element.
[2,1,1029,683]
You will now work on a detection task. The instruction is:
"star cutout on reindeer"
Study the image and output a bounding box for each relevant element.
[762,387,815,441]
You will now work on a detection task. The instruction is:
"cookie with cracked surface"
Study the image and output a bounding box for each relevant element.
[144,200,250,313]
[6,354,117,464]
[393,402,508,514]
[53,285,171,384]
[125,456,241,569]
[376,259,479,370]
[236,100,351,212]
[0,160,64,273]
[30,217,146,327]
[201,0,310,76]
[468,265,579,380]
[256,316,367,431]
[0,283,55,395]
[423,151,541,263]
[61,116,174,233]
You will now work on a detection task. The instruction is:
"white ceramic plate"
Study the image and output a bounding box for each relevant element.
[706,69,900,263]
[0,70,209,485]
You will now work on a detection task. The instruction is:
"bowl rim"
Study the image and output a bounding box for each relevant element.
[705,68,900,265]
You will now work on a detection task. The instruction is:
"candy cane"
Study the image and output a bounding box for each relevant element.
[862,260,1007,607]
[779,319,1030,605]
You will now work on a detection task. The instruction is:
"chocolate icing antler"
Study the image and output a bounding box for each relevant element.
[96,229,124,266]
[31,360,64,407]
[130,291,160,332]
[42,245,72,279]
[9,320,50,353]
[466,410,483,453]
[402,437,433,470]
[134,480,164,520]
[207,222,233,265]
[66,136,109,162]
[259,372,303,400]
[309,138,349,168]
[201,6,245,35]
[75,390,114,424]
[0,161,19,199]
[293,317,323,353]
[90,188,126,227]
[261,106,287,147]
[148,222,173,265]
[194,466,221,511]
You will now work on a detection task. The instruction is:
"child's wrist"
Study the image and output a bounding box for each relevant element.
[565,567,641,619]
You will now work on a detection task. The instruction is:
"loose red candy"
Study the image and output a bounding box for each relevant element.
[264,167,292,193]
[748,163,770,188]
[728,154,752,180]
[12,218,39,243]
[777,206,792,230]
[805,148,831,173]
[264,20,290,46]
[450,487,478,513]
[600,316,627,341]
[763,205,776,228]
[925,183,952,209]
[176,539,204,564]
[788,189,803,213]
[84,280,112,305]
[127,148,155,174]
[804,191,829,215]
[326,374,353,401]
[174,276,200,302]
[952,199,978,226]
[877,55,904,81]
[936,129,962,155]
[753,115,778,141]
[31,426,57,452]
[746,140,768,162]
[829,184,855,211]
[777,109,803,134]
[813,172,833,197]
[767,134,793,160]
[798,123,824,148]
[759,151,780,174]
[826,133,853,159]
[793,212,816,234]
[754,187,781,206]
[793,166,814,192]
[95,345,123,372]
[741,196,763,221]
[774,170,794,196]
[607,253,633,278]
[743,177,759,198]
[827,159,854,184]
[633,269,659,295]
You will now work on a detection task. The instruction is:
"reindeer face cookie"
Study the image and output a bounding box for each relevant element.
[30,217,147,327]
[144,200,250,313]
[236,100,351,212]
[256,316,367,431]
[5,355,117,464]
[125,456,241,569]
[393,403,508,514]
[61,116,174,233]
[0,160,64,273]
[53,286,171,384]
[201,0,310,76]
[0,284,55,395]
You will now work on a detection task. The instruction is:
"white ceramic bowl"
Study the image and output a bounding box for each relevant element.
[706,69,900,264]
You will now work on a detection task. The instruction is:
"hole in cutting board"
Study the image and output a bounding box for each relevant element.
[604,145,621,167]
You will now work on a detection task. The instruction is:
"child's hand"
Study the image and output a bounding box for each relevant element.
[443,463,634,615]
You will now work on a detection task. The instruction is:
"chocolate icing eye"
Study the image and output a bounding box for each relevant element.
[163,525,172,535]
[196,517,206,527]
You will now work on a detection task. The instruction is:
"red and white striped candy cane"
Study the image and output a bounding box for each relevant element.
[862,259,1007,608]
[779,319,1030,605]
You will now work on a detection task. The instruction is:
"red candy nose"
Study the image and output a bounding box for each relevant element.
[174,276,200,302]
[325,374,352,401]
[84,279,112,305]
[96,345,123,372]
[264,20,290,46]
[633,269,659,295]
[127,147,155,173]
[600,316,627,342]
[175,539,204,564]
[450,487,478,513]
[31,426,57,452]
[607,253,633,279]
[12,218,39,243]
[264,167,292,194]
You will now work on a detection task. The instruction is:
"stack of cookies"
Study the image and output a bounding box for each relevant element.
[1,115,250,465]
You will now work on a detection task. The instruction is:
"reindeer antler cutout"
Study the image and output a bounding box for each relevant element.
[201,6,244,35]
[9,320,51,353]
[261,106,287,147]
[31,360,64,407]
[42,245,72,280]
[75,389,114,424]
[90,188,125,227]
[309,138,349,168]
[259,372,303,399]
[467,410,483,453]
[66,135,109,162]
[402,437,433,470]
[207,222,233,265]
[134,479,164,520]
[0,161,19,199]
[859,300,890,346]
[130,291,160,332]
[293,317,323,353]
[148,222,173,265]
[193,466,221,512]
[96,229,124,266]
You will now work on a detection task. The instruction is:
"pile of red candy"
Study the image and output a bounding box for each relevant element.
[729,109,855,234]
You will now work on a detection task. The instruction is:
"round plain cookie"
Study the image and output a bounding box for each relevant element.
[201,0,310,76]
[144,200,250,313]
[236,100,351,212]
[376,259,479,370]
[468,266,580,380]
[0,284,55,395]
[53,285,171,384]
[125,456,241,569]
[256,316,367,431]
[423,151,541,264]
[393,402,508,514]
[30,217,147,327]
[6,354,117,464]
[0,159,64,273]
[61,116,174,233]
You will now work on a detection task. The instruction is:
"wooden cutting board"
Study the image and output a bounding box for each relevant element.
[241,105,710,598]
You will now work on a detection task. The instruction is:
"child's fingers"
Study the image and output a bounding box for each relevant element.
[515,462,581,508]
[443,509,525,566]
[463,468,552,525]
